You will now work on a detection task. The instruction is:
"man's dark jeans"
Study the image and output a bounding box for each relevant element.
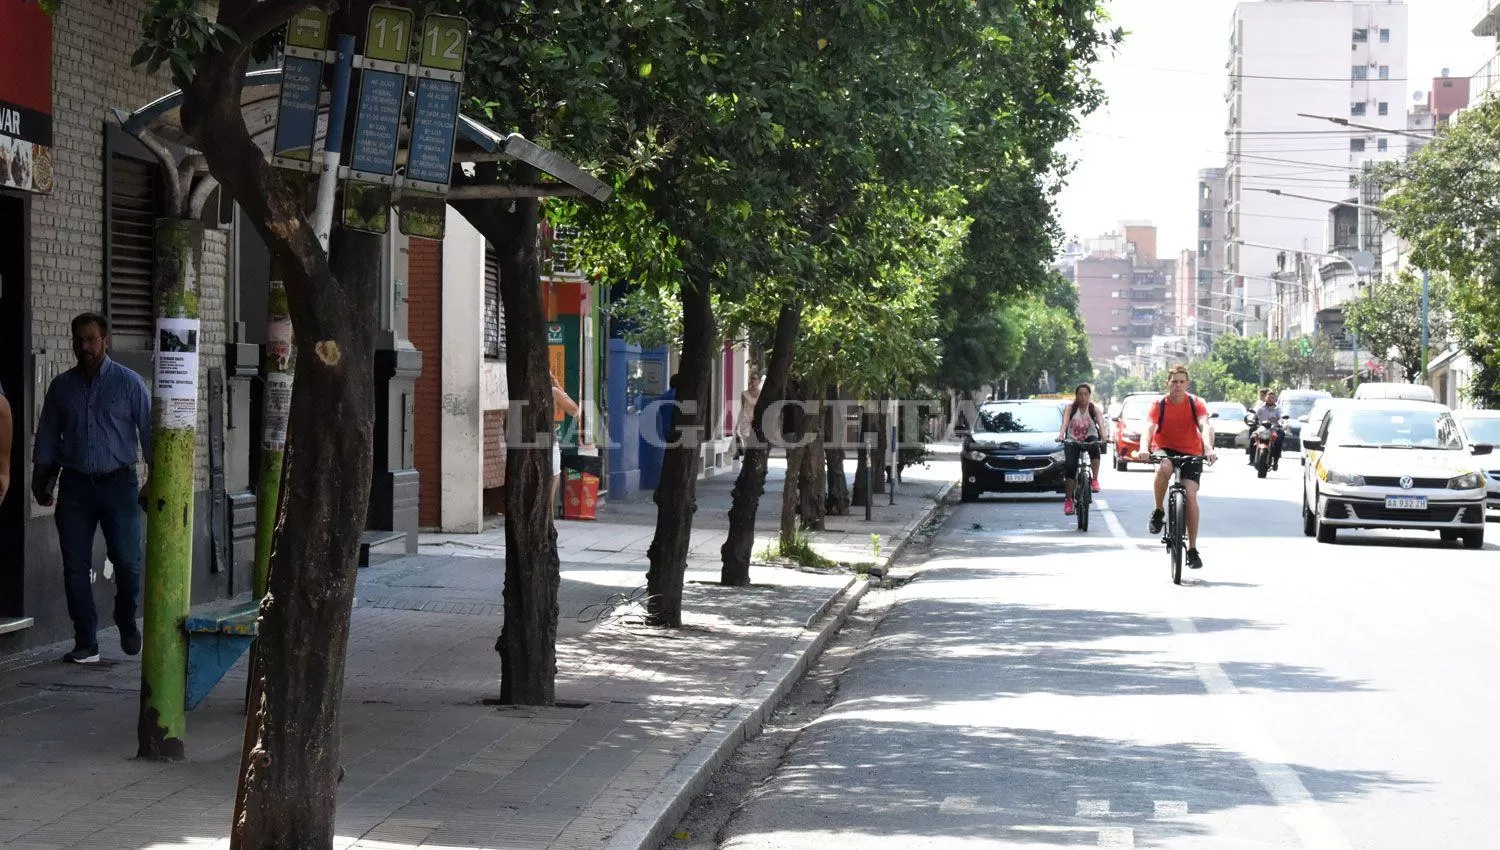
[55,468,142,650]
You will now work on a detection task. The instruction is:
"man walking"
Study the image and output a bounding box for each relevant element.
[32,313,151,664]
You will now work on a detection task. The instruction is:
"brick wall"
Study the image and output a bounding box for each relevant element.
[483,409,506,489]
[30,1,227,489]
[409,239,442,527]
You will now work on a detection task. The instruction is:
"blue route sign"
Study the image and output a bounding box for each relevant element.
[272,55,323,164]
[405,77,461,186]
[349,69,406,179]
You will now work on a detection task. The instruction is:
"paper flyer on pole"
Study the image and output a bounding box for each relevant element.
[154,317,200,429]
[263,373,294,451]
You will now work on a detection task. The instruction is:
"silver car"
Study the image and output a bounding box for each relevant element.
[1301,401,1492,548]
[1454,410,1500,520]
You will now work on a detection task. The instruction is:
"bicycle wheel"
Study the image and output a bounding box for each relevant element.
[1168,490,1185,585]
[1076,485,1090,532]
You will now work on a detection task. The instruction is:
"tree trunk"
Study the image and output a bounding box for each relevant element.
[720,302,801,586]
[451,176,560,707]
[824,389,850,516]
[799,387,826,531]
[779,381,806,551]
[645,278,716,626]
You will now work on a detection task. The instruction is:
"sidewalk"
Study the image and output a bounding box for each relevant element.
[0,452,957,850]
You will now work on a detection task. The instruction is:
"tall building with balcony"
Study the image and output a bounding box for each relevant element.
[1074,224,1177,365]
[1226,0,1409,326]
[1196,168,1230,344]
[1476,1,1500,97]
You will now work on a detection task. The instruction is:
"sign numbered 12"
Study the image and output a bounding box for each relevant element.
[420,14,468,72]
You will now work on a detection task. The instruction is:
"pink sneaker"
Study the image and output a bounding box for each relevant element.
[1091,478,1101,494]
[1063,497,1075,516]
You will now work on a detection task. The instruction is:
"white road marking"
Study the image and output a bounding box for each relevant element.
[1153,800,1189,819]
[937,795,1002,814]
[1098,827,1136,848]
[1077,798,1111,817]
[1097,499,1151,553]
[1098,506,1357,850]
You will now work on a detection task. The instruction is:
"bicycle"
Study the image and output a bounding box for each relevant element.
[1059,437,1101,532]
[1148,451,1211,585]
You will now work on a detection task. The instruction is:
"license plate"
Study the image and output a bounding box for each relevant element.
[1385,496,1427,510]
[1005,472,1034,483]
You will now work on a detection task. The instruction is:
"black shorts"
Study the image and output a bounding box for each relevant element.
[1155,451,1205,485]
[1063,442,1101,477]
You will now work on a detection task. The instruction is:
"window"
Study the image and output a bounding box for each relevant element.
[1111,291,1121,298]
[1351,102,1367,116]
[1349,174,1361,188]
[1352,28,1368,43]
[1199,211,1213,228]
[1200,182,1212,201]
[1378,138,1389,152]
[1378,102,1389,116]
[482,242,506,360]
[1350,139,1366,152]
[106,139,163,351]
[1352,65,1368,80]
[1199,240,1212,256]
[1379,28,1391,43]
[1379,65,1390,80]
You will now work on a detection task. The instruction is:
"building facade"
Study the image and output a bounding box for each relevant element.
[1226,1,1409,296]
[1196,168,1230,344]
[1075,224,1177,367]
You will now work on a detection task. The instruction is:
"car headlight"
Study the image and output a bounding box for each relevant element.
[1049,449,1066,462]
[964,449,987,462]
[1326,469,1366,486]
[1449,472,1485,490]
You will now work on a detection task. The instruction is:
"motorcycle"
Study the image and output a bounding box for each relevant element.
[1246,415,1287,478]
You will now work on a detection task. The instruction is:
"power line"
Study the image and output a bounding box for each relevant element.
[1112,62,1410,83]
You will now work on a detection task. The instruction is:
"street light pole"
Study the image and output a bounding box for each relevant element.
[1420,269,1430,381]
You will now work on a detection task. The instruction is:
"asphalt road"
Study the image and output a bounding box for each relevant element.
[716,453,1500,849]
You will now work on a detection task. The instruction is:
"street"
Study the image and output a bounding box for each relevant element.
[709,453,1500,849]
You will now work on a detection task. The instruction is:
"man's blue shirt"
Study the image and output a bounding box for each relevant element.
[34,357,152,475]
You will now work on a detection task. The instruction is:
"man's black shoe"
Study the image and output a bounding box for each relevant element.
[62,646,100,664]
[121,629,142,656]
[1187,549,1204,569]
[1148,510,1165,535]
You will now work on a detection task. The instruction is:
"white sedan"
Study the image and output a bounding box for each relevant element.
[1301,401,1492,548]
[1454,409,1500,519]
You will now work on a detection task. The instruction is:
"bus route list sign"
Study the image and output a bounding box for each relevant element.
[271,8,329,170]
[344,4,413,234]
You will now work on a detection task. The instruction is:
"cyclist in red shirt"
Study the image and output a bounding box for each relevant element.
[1134,366,1217,569]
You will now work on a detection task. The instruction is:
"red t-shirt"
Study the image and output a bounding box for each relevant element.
[1149,394,1207,456]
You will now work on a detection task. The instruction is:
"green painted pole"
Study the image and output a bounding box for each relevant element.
[138,218,205,761]
[253,279,294,598]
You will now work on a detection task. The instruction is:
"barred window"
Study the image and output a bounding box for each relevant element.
[483,241,504,360]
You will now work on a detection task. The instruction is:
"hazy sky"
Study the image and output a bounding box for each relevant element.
[1056,0,1496,256]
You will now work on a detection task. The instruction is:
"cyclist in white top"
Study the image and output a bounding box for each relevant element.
[1056,382,1105,516]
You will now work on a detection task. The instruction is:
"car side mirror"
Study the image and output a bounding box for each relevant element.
[1302,438,1324,451]
[1474,443,1495,456]
[1210,412,1220,419]
[954,424,971,438]
[1297,415,1309,423]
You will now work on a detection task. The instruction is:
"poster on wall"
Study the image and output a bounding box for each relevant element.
[0,1,54,194]
[154,318,201,429]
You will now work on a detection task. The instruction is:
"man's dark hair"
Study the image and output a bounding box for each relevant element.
[71,312,110,338]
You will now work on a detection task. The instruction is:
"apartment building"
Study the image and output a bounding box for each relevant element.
[1075,224,1177,365]
[1196,168,1230,344]
[1226,0,1409,329]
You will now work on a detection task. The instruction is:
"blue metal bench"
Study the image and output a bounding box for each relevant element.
[183,602,260,710]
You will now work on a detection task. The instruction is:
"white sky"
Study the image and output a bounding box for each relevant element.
[1056,0,1496,255]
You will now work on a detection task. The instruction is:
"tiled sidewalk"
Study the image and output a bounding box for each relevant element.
[0,457,956,849]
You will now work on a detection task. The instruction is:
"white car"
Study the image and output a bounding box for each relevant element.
[1301,401,1492,548]
[1453,409,1500,519]
[1207,401,1250,448]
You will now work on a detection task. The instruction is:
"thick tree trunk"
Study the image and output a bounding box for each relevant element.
[778,381,806,551]
[824,389,850,516]
[720,302,801,586]
[798,387,826,531]
[451,178,559,706]
[645,279,716,626]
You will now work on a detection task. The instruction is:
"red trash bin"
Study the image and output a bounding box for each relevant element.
[562,470,599,520]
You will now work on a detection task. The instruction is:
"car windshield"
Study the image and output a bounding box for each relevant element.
[1120,397,1159,421]
[1210,403,1246,420]
[1326,409,1465,450]
[1281,396,1324,419]
[1458,417,1500,446]
[977,403,1063,434]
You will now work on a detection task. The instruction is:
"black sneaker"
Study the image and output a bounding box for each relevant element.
[1148,510,1165,535]
[62,646,100,664]
[121,629,142,656]
[1187,549,1204,569]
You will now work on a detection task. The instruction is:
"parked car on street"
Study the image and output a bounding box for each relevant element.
[959,400,1071,502]
[1111,392,1164,472]
[1454,409,1500,520]
[1207,401,1250,448]
[1279,389,1332,452]
[1301,401,1492,548]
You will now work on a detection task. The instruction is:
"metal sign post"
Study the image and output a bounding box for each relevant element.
[398,13,469,240]
[270,9,328,170]
[342,4,413,234]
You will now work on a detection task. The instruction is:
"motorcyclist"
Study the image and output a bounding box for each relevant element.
[1250,390,1285,470]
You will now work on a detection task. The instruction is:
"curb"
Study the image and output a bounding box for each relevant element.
[879,479,955,569]
[602,577,874,850]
